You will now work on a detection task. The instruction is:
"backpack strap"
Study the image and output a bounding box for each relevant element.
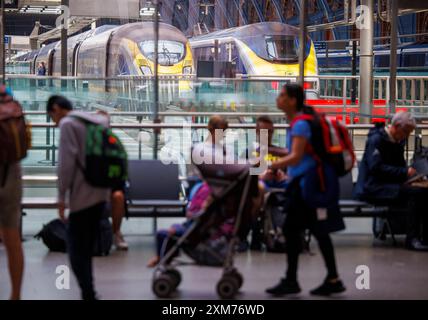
[290,114,314,128]
[290,113,326,192]
[66,115,88,176]
[304,143,326,192]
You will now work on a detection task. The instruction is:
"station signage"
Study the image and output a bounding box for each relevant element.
[5,0,19,9]
[314,42,327,51]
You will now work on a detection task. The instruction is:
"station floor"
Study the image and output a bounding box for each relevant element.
[1,231,428,300]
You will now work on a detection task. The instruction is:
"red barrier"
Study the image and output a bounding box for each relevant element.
[306,99,408,124]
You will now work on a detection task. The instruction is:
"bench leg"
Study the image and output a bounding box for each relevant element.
[20,211,26,242]
[385,218,398,247]
[152,216,158,235]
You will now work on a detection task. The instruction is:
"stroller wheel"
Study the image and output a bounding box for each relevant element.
[217,276,239,299]
[152,274,175,298]
[166,269,182,288]
[225,269,243,289]
[232,271,243,289]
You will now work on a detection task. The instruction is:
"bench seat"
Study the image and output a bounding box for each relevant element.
[22,197,58,209]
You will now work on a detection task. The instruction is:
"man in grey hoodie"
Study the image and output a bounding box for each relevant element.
[47,95,110,300]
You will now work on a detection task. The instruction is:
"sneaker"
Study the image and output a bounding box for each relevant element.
[405,238,428,251]
[266,278,301,296]
[114,232,129,251]
[310,279,346,296]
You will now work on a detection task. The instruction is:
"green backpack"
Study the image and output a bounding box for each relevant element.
[75,117,128,188]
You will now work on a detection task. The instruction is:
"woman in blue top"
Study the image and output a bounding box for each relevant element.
[265,84,346,297]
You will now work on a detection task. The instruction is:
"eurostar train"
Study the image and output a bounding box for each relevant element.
[190,22,319,96]
[15,22,194,77]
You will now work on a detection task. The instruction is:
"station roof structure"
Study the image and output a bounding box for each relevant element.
[4,1,428,45]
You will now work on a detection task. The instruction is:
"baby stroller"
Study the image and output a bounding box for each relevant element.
[152,163,258,299]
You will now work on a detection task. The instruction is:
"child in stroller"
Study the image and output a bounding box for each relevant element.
[147,181,234,268]
[152,163,259,299]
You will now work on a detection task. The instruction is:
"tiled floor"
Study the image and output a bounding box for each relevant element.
[1,233,428,300]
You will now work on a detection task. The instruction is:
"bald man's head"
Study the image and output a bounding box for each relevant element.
[207,115,228,144]
[208,115,228,134]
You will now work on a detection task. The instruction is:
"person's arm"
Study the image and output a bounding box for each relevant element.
[366,137,408,182]
[57,120,79,219]
[270,136,307,170]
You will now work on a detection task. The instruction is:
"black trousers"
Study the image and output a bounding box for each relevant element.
[399,186,428,241]
[282,180,339,283]
[368,186,428,242]
[285,227,338,282]
[67,202,105,300]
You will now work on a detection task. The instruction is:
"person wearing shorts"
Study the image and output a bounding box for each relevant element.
[111,184,128,250]
[0,162,24,301]
[0,86,25,300]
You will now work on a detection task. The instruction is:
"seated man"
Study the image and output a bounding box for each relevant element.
[192,115,235,164]
[246,116,288,190]
[355,112,428,251]
[243,116,287,250]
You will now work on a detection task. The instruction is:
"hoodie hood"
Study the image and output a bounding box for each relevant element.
[367,123,386,138]
[67,111,109,127]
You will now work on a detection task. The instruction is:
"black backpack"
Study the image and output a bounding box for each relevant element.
[93,215,113,257]
[35,219,67,253]
[35,215,113,256]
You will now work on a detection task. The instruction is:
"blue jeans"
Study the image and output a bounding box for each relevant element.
[67,202,105,300]
[156,221,191,258]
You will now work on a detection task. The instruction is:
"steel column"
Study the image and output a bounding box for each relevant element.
[298,0,307,86]
[359,0,374,123]
[61,0,69,77]
[153,0,160,159]
[0,0,5,84]
[389,0,398,115]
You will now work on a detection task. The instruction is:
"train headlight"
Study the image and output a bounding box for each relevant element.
[303,81,314,90]
[140,66,152,76]
[182,66,192,75]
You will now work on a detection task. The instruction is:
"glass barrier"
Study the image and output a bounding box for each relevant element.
[7,76,428,117]
[6,62,32,75]
[22,125,291,180]
[7,77,290,114]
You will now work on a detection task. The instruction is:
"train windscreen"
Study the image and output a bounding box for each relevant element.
[264,35,298,63]
[140,40,186,66]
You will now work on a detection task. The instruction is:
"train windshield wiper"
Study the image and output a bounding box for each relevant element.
[161,45,173,66]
